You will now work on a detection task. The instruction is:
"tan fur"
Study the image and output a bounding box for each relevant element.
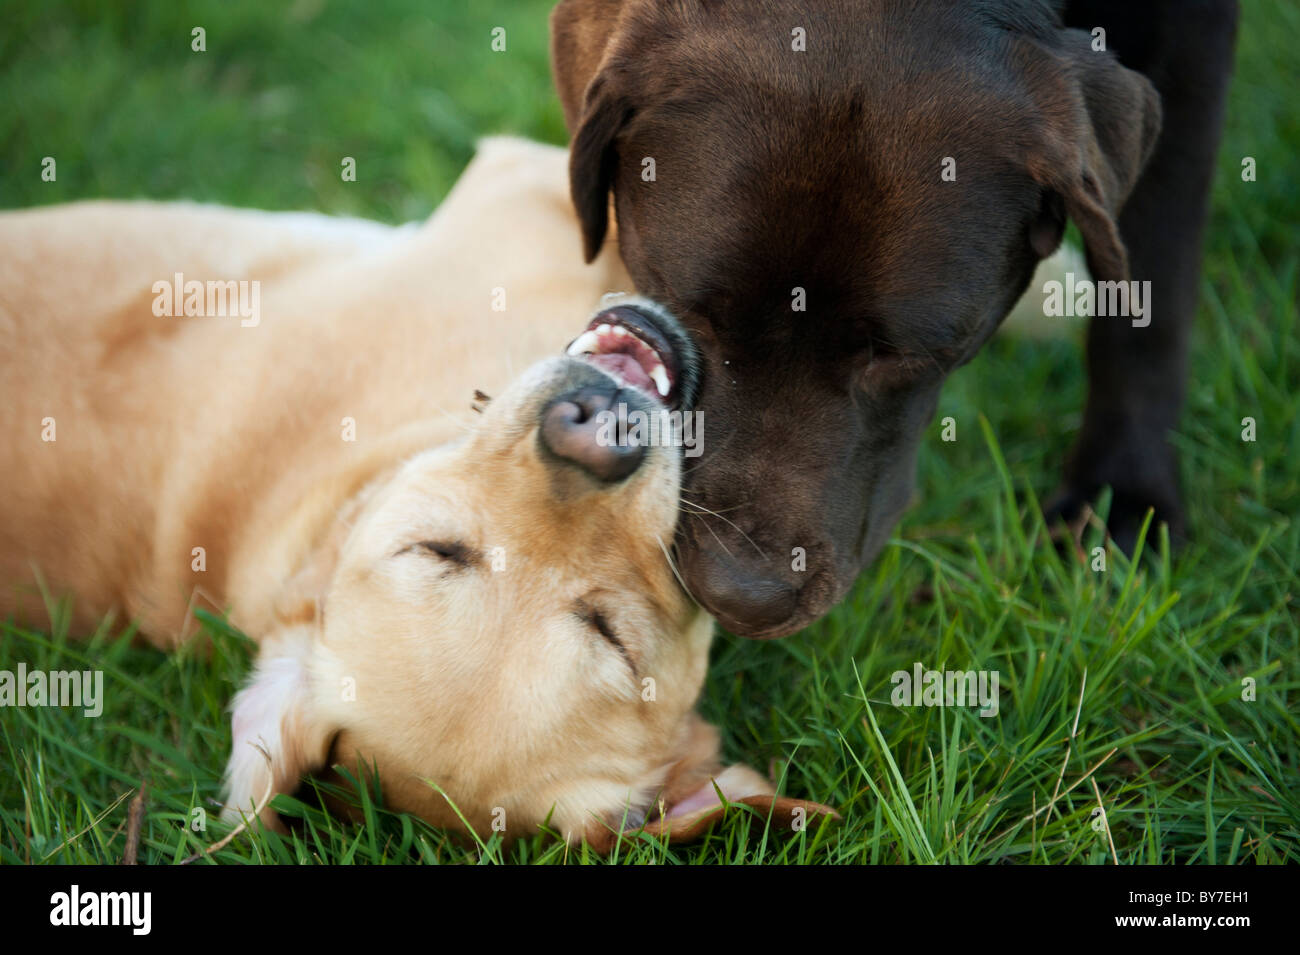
[0,138,835,845]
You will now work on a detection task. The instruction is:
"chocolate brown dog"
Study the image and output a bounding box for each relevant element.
[552,0,1238,638]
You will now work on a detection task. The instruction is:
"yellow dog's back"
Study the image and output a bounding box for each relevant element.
[0,138,631,642]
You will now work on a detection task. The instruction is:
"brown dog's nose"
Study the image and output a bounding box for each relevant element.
[540,387,646,482]
[686,548,799,637]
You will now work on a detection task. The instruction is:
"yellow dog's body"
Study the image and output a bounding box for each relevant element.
[0,139,629,644]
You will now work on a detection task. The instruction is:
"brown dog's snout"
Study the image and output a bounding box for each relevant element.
[540,386,647,482]
[684,546,800,637]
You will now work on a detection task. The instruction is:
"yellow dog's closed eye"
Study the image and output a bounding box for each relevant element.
[416,540,476,565]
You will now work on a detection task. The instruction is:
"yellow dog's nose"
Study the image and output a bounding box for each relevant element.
[539,385,648,482]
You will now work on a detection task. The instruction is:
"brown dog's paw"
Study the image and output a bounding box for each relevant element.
[1042,482,1184,560]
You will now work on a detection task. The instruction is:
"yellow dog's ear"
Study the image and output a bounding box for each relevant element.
[221,626,335,829]
[584,714,838,849]
[648,764,841,845]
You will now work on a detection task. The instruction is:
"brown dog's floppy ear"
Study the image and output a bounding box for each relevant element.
[568,81,629,263]
[550,0,624,131]
[1025,31,1162,282]
[221,626,335,829]
[552,0,631,262]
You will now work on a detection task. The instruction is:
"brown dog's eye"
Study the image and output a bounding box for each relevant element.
[858,344,945,392]
[857,350,909,390]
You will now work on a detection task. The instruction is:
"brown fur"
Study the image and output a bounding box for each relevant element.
[551,0,1167,638]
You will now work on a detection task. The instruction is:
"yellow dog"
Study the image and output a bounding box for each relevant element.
[0,138,834,847]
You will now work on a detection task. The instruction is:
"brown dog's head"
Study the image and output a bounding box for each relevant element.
[553,0,1161,637]
[221,300,834,847]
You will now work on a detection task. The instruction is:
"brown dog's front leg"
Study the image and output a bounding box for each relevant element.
[1049,0,1239,552]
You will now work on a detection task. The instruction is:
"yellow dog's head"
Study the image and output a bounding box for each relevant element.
[222,299,834,847]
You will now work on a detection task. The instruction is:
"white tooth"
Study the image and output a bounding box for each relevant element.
[612,325,628,336]
[596,323,613,335]
[566,330,600,355]
[650,364,670,397]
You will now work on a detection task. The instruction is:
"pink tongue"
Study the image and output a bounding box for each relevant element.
[587,352,653,391]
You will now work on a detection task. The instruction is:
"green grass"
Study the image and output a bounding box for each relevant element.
[1,1,1296,864]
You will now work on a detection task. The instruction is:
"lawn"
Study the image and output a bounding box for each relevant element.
[1,0,1296,864]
